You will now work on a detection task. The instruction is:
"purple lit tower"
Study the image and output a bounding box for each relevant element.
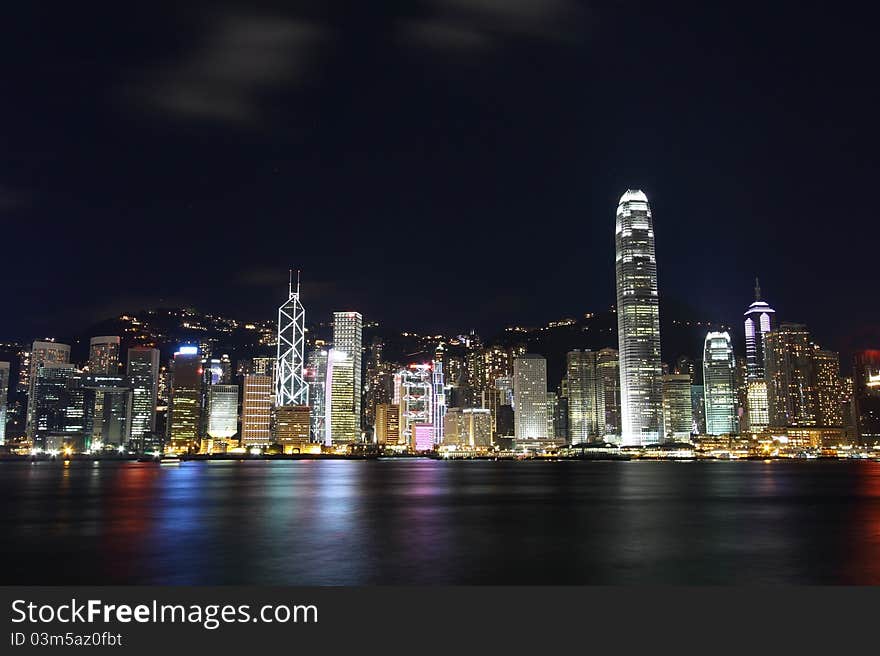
[743,278,776,381]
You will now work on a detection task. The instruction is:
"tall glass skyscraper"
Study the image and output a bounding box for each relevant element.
[306,348,329,442]
[26,340,71,439]
[167,346,202,453]
[127,347,159,450]
[703,332,737,435]
[567,349,600,443]
[615,189,662,445]
[597,347,621,438]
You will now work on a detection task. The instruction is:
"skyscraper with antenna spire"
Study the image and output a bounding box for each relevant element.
[275,270,308,408]
[743,277,776,381]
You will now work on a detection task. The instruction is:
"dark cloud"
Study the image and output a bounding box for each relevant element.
[133,13,330,124]
[402,0,589,50]
[400,19,493,51]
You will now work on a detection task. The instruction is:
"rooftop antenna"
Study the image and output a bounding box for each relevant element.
[754,277,762,302]
[288,268,293,297]
[296,269,301,296]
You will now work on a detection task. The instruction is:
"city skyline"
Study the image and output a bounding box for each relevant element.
[4,180,874,455]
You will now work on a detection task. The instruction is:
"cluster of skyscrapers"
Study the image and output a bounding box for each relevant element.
[2,190,880,455]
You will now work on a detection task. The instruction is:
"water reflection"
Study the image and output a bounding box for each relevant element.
[2,459,880,584]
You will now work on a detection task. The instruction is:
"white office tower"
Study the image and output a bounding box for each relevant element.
[127,347,159,449]
[88,336,121,375]
[0,361,9,444]
[513,354,548,443]
[276,272,308,407]
[703,332,738,435]
[26,340,71,439]
[615,189,663,445]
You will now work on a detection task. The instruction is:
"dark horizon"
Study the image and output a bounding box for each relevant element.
[4,2,879,354]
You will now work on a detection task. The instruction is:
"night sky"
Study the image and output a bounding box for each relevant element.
[3,1,879,353]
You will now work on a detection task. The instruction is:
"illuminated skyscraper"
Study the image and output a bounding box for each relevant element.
[813,348,842,426]
[326,349,359,445]
[241,374,273,446]
[127,347,159,450]
[567,350,600,443]
[31,362,78,450]
[765,324,816,427]
[332,311,362,432]
[743,279,776,381]
[276,272,308,407]
[81,374,133,449]
[703,332,737,435]
[597,348,621,438]
[167,346,202,453]
[0,361,9,444]
[396,364,433,448]
[662,373,693,440]
[26,340,71,439]
[88,336,121,375]
[375,402,400,446]
[746,381,769,431]
[615,189,662,445]
[460,408,492,447]
[306,347,328,442]
[513,354,548,443]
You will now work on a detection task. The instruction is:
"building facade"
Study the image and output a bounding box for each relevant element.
[26,341,71,439]
[167,346,202,453]
[127,347,159,451]
[662,373,693,440]
[513,354,548,443]
[567,350,600,443]
[703,332,737,435]
[331,312,363,438]
[241,374,273,446]
[765,324,816,427]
